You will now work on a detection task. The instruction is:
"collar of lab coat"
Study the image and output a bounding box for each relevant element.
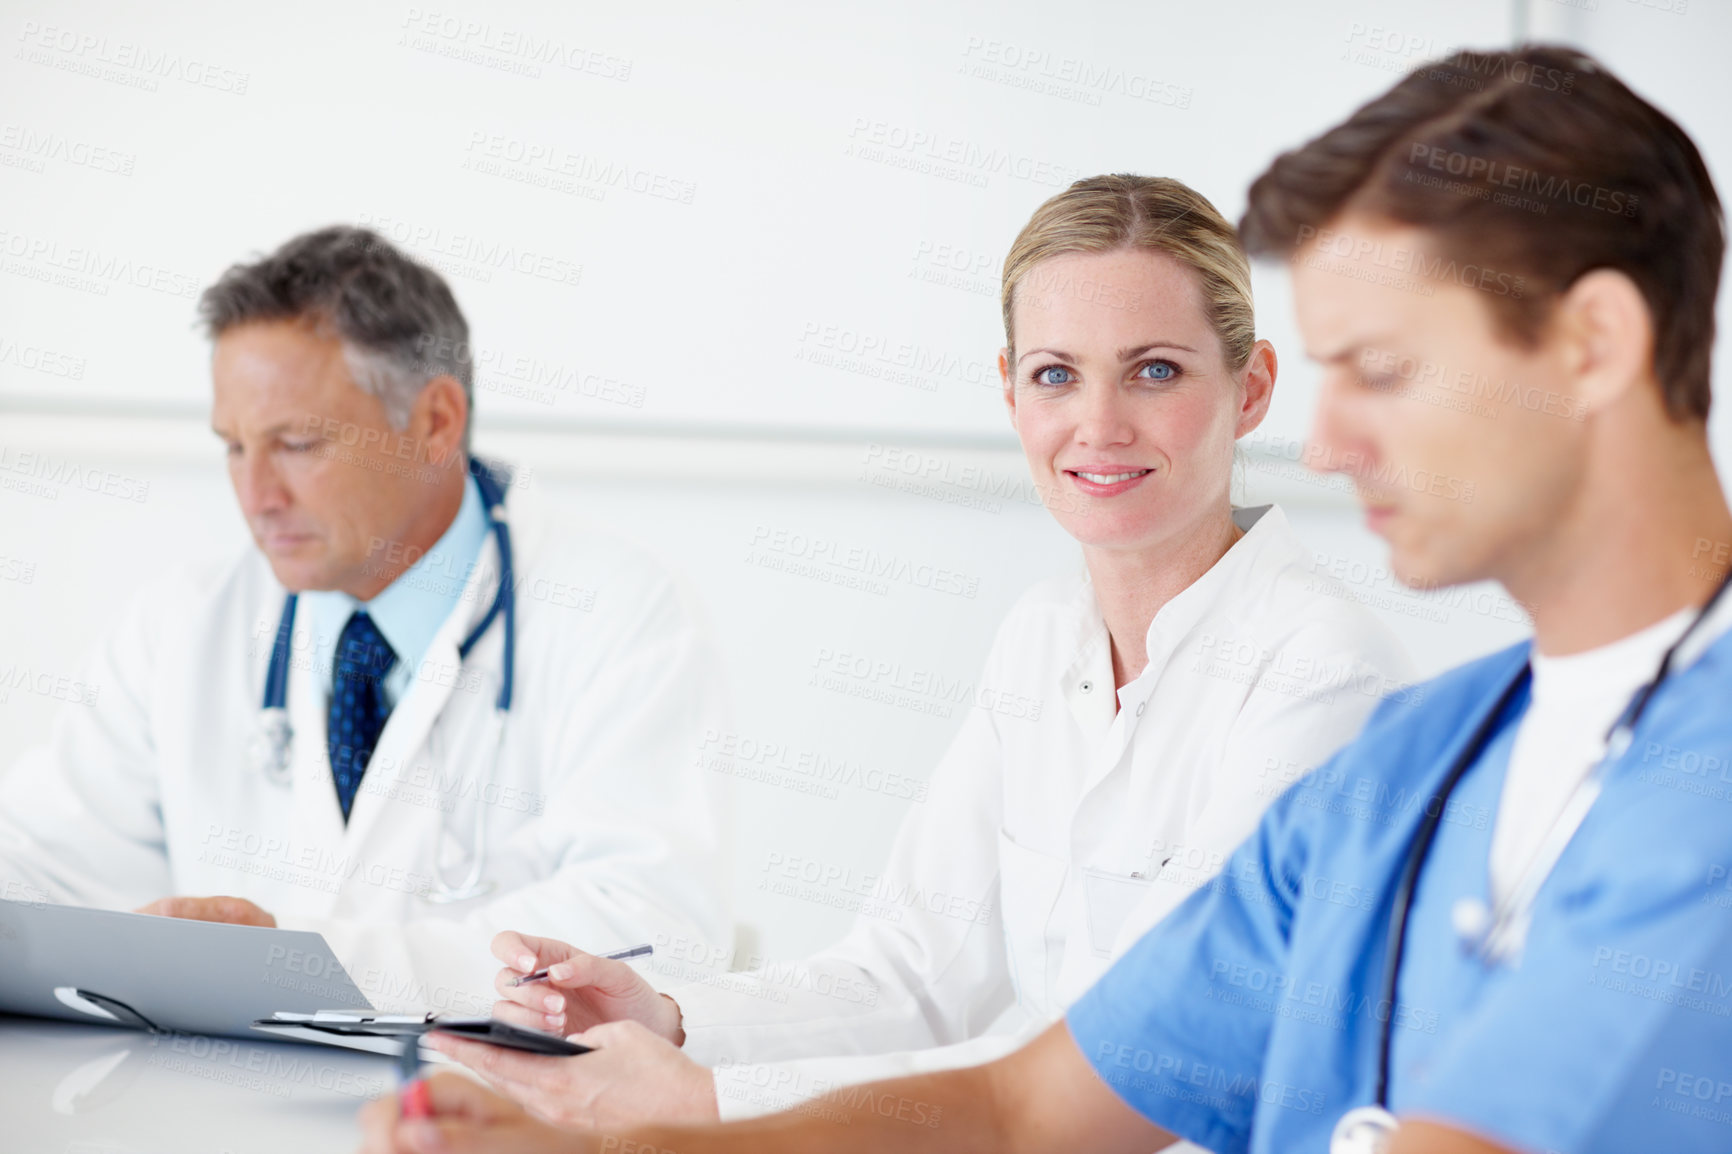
[1059,504,1296,750]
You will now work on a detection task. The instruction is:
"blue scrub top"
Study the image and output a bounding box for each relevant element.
[1068,630,1732,1154]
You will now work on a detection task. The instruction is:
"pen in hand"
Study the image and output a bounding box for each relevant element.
[508,942,654,987]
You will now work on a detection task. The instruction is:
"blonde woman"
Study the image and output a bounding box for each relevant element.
[378,175,1413,1140]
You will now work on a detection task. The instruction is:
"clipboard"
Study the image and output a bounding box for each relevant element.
[252,1010,592,1056]
[0,899,370,1042]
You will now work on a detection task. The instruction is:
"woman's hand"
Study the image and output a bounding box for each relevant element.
[489,931,684,1043]
[430,1019,719,1132]
[357,1071,591,1154]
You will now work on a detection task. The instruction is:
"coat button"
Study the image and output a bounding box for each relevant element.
[1079,680,1093,693]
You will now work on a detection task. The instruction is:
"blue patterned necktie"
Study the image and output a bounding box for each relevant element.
[328,611,396,822]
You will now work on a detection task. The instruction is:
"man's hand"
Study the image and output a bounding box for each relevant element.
[430,1019,719,1131]
[358,1071,591,1154]
[489,931,683,1042]
[134,895,276,927]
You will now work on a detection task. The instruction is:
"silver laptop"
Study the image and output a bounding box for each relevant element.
[0,898,371,1040]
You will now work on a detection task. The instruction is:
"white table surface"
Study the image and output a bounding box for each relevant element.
[0,1013,393,1152]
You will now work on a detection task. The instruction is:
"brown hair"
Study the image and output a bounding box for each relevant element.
[1240,45,1723,421]
[1002,174,1255,370]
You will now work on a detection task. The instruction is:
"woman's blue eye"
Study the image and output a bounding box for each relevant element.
[1139,360,1180,382]
[1034,365,1074,386]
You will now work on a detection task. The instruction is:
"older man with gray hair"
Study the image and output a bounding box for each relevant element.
[0,225,731,1014]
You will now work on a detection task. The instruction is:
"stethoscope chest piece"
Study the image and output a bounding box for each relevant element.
[422,876,496,904]
[1330,1104,1398,1154]
[250,706,295,787]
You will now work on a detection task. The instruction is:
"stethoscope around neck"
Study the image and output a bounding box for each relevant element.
[1330,567,1732,1154]
[246,457,517,905]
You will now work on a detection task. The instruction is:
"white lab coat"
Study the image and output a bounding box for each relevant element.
[674,505,1414,1122]
[0,480,731,1015]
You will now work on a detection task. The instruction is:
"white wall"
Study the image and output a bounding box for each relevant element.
[2,0,1727,957]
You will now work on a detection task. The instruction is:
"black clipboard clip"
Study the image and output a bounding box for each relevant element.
[253,1010,592,1056]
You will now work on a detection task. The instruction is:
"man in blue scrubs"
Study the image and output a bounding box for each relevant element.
[358,45,1732,1154]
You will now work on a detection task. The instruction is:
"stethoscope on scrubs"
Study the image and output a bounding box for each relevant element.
[1330,567,1732,1154]
[246,458,517,905]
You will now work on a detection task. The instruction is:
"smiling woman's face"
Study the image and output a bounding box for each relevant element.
[1002,247,1269,558]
